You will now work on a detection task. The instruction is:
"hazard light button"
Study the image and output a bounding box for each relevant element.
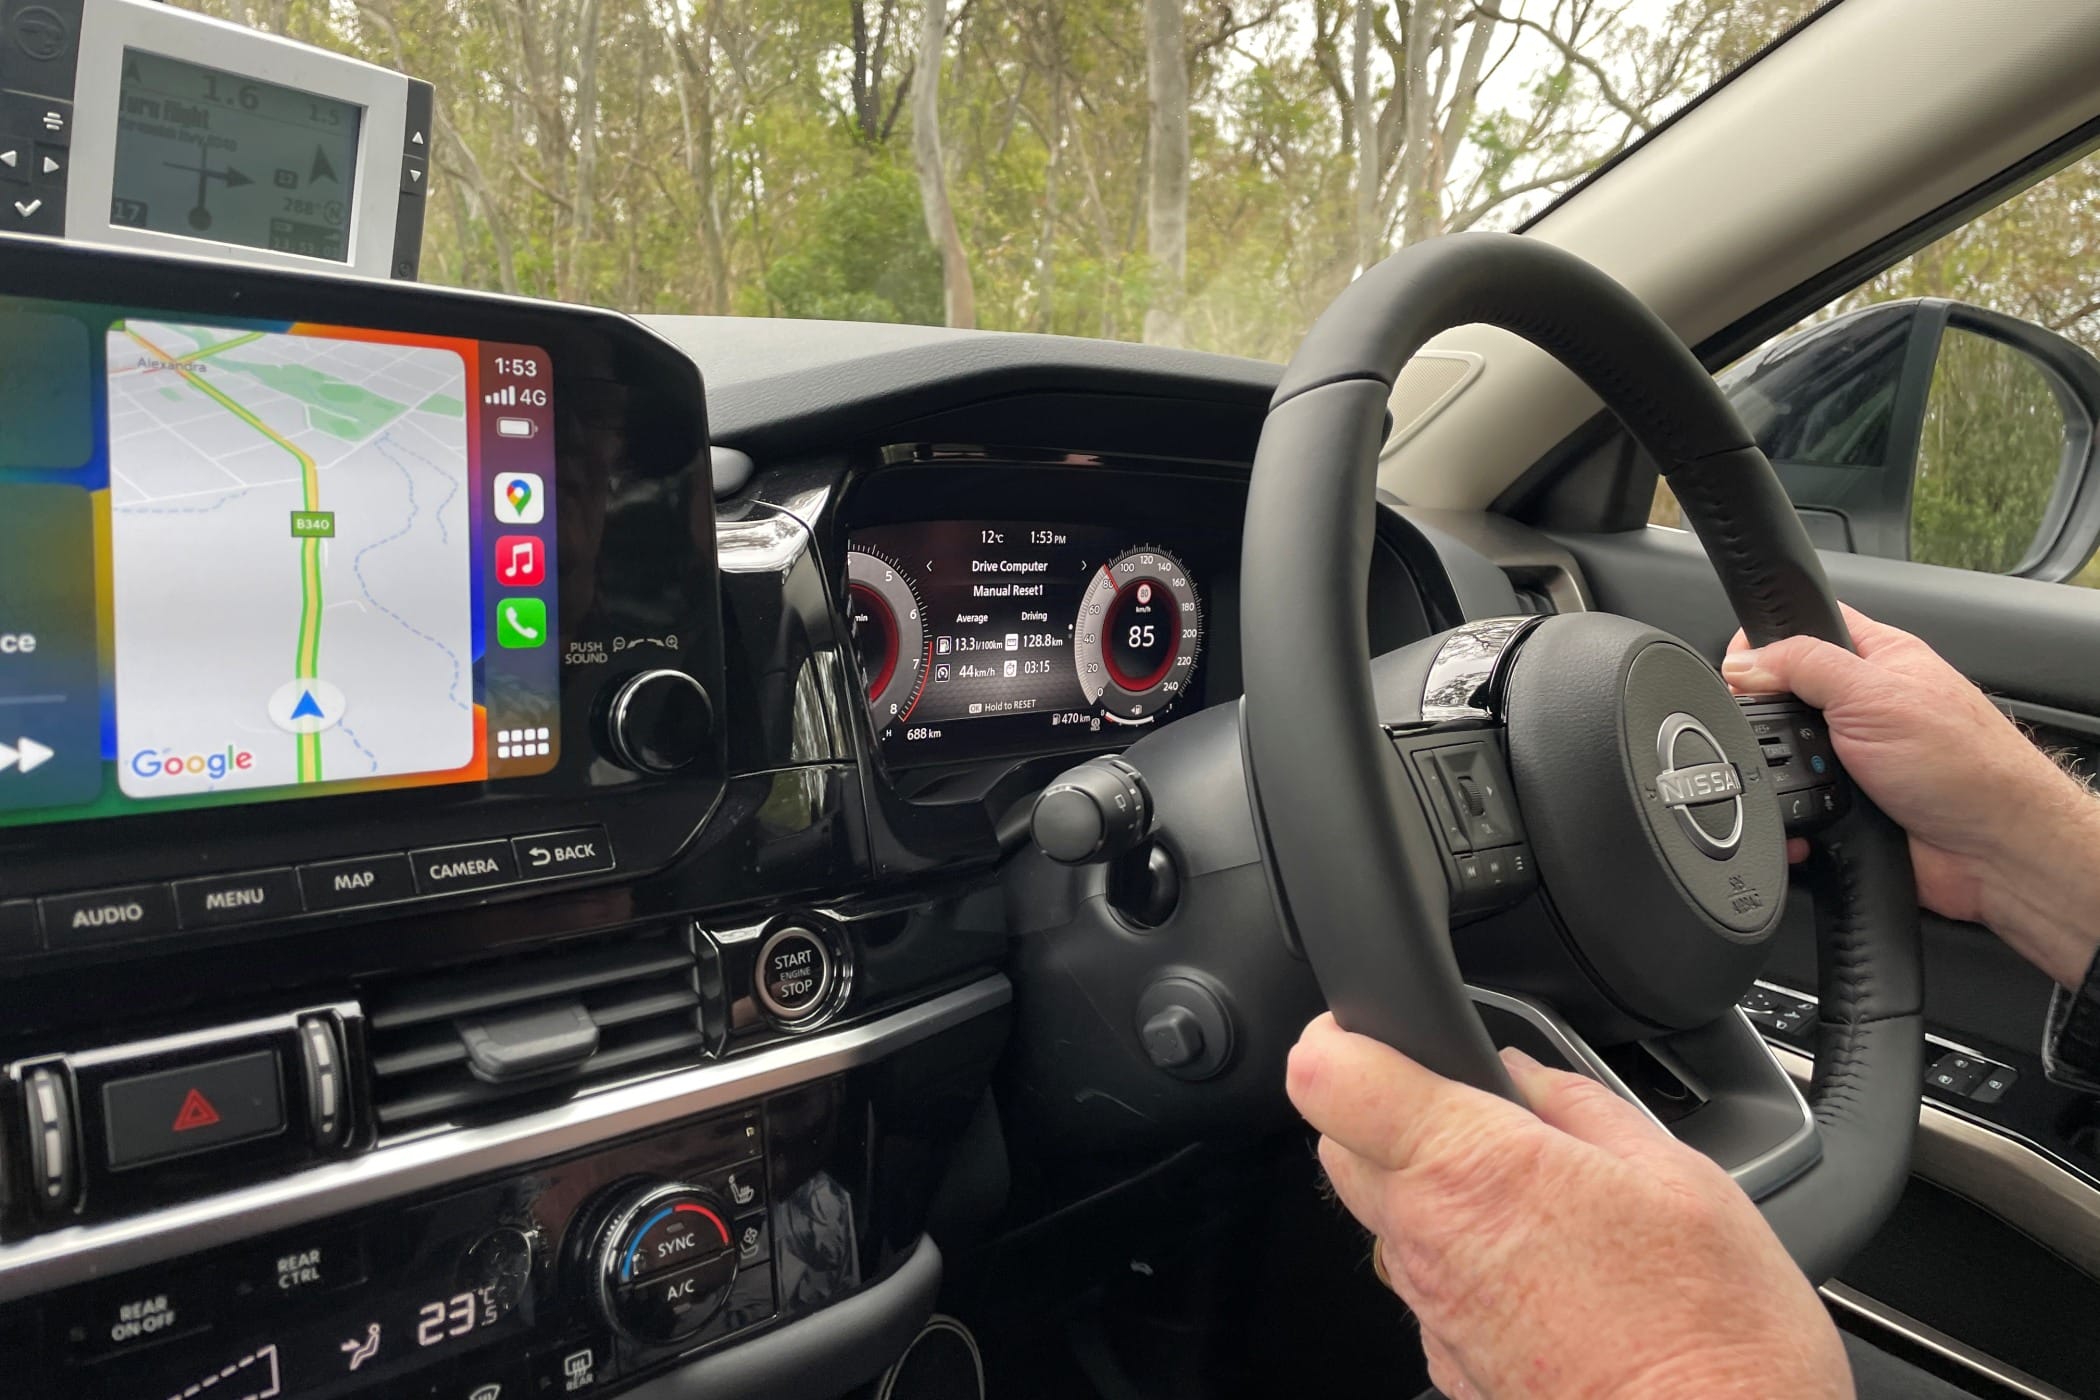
[101,1050,286,1169]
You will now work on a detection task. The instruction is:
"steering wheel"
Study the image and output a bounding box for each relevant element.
[1240,233,1923,1282]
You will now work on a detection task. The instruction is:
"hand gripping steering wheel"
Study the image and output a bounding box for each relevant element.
[1241,233,1923,1281]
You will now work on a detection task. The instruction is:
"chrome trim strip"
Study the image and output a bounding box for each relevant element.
[1822,1281,2075,1400]
[1767,1041,2100,1282]
[0,975,1012,1303]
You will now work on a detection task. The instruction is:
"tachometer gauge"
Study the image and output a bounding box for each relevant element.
[846,548,928,728]
[1075,546,1203,725]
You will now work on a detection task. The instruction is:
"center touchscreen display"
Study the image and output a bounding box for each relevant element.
[0,297,561,828]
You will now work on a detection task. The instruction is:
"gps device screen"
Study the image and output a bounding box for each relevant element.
[0,298,561,828]
[111,49,364,263]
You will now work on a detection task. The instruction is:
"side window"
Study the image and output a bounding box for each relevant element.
[1651,155,2100,589]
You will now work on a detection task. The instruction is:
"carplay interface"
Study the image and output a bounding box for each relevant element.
[0,298,561,826]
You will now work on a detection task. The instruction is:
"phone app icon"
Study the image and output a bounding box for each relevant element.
[497,597,548,649]
[494,471,544,525]
[495,534,544,587]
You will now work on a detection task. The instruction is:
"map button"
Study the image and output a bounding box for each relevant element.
[173,868,304,930]
[299,853,416,913]
[41,884,177,948]
[411,840,519,896]
[513,827,616,881]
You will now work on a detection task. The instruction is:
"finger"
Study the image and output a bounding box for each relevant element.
[1288,1014,1526,1171]
[1500,1047,1666,1158]
[1725,628,1753,657]
[1718,632,1871,708]
[1787,836,1809,863]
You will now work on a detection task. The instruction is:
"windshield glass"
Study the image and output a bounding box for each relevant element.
[170,0,1820,358]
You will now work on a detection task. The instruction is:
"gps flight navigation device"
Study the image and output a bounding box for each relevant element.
[1,0,434,278]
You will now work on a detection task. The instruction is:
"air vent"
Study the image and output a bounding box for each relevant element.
[364,929,708,1135]
[1510,584,1557,617]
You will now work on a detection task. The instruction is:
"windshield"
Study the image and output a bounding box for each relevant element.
[170,0,1819,359]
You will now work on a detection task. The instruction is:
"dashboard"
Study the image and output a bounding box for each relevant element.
[0,234,1480,1400]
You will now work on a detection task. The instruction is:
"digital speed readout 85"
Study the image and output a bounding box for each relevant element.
[846,520,1206,765]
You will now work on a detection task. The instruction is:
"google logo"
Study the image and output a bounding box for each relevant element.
[129,745,256,781]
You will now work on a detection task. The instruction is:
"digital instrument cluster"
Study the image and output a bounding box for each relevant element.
[846,520,1208,765]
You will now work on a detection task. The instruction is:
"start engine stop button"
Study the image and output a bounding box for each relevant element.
[754,926,834,1023]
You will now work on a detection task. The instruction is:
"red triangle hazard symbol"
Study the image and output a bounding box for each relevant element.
[171,1087,222,1132]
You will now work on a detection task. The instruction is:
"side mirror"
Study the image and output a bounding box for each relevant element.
[1719,298,2100,580]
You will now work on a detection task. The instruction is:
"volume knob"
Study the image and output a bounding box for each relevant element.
[604,669,713,774]
[586,1181,738,1343]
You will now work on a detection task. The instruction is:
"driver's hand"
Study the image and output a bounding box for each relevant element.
[1287,1015,1852,1399]
[1721,603,2100,987]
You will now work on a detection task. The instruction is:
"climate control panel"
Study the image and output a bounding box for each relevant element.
[0,1097,792,1400]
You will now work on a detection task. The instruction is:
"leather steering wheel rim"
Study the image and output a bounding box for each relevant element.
[1241,232,1924,1281]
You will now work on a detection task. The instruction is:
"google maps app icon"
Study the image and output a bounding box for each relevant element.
[494,471,545,525]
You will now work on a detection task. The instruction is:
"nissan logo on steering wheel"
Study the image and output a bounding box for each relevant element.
[1654,712,1745,859]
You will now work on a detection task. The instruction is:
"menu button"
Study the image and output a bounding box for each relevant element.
[174,868,303,929]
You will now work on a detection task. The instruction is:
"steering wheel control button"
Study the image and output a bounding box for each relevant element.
[605,668,714,774]
[589,1182,739,1343]
[39,883,176,948]
[512,826,617,881]
[1424,744,1522,847]
[299,851,417,912]
[1737,698,1850,834]
[753,925,834,1023]
[411,839,521,896]
[102,1049,286,1169]
[1740,986,1813,1037]
[171,867,304,930]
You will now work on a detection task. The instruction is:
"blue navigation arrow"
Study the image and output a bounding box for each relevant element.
[290,690,326,722]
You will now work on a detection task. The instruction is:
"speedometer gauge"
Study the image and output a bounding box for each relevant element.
[846,548,928,728]
[1075,546,1204,724]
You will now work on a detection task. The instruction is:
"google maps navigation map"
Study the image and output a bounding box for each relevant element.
[106,321,475,798]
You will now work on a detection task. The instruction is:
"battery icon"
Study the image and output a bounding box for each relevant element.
[496,416,538,439]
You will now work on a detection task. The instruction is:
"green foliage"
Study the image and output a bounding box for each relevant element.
[760,161,943,322]
[169,0,1805,360]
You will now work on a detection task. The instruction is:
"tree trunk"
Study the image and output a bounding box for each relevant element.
[1142,0,1188,346]
[1351,0,1377,271]
[568,0,602,302]
[913,0,975,328]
